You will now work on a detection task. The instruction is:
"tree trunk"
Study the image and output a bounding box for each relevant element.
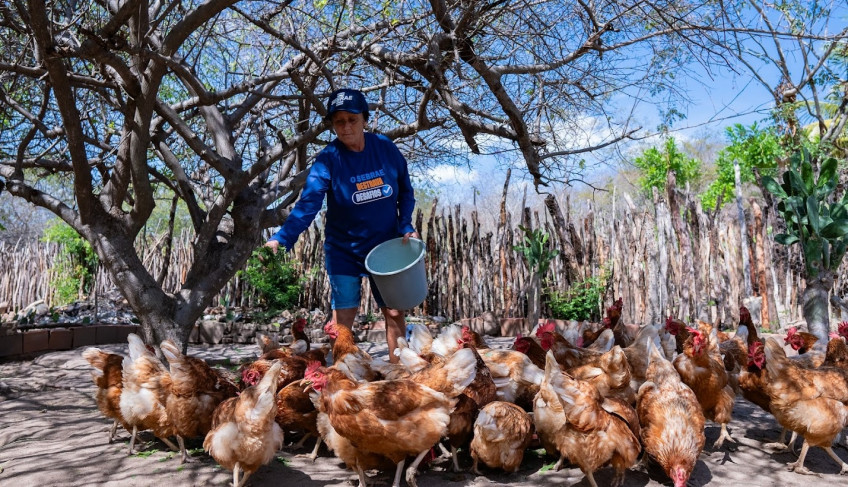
[734,159,753,297]
[526,272,541,329]
[802,270,833,351]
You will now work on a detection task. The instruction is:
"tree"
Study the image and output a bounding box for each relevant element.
[632,137,701,196]
[699,124,782,210]
[1,0,843,347]
[764,149,848,349]
[513,225,558,328]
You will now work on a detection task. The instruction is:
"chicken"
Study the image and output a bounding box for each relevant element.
[119,333,177,454]
[622,324,661,393]
[785,326,819,354]
[460,324,489,349]
[763,338,848,475]
[587,328,615,352]
[82,348,131,443]
[533,349,568,469]
[672,322,736,449]
[569,345,635,405]
[240,354,307,391]
[478,348,544,411]
[160,339,239,463]
[406,322,434,355]
[537,320,603,370]
[257,334,281,355]
[824,336,848,369]
[637,339,705,487]
[275,379,321,458]
[324,321,383,381]
[470,401,534,474]
[204,361,285,487]
[417,343,497,472]
[512,334,546,370]
[543,351,641,487]
[304,352,475,487]
[258,330,329,366]
[665,316,691,355]
[430,323,463,357]
[289,317,311,354]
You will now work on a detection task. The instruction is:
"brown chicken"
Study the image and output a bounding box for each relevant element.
[537,320,604,370]
[240,354,307,391]
[160,340,238,463]
[478,348,544,411]
[204,361,285,487]
[569,345,635,405]
[824,335,848,369]
[763,338,848,475]
[784,326,819,354]
[665,316,691,355]
[672,322,736,449]
[275,379,321,458]
[544,351,641,487]
[470,401,534,473]
[622,324,661,393]
[119,333,176,454]
[324,321,383,381]
[512,334,546,370]
[637,339,705,487]
[82,348,131,443]
[289,317,311,353]
[460,324,489,349]
[417,343,497,472]
[304,353,475,487]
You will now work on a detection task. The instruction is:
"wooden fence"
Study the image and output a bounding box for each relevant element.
[3,175,847,328]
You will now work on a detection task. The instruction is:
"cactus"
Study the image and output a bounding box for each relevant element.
[763,148,848,347]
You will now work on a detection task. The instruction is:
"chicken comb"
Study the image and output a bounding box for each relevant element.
[838,321,848,339]
[783,327,798,344]
[323,321,336,334]
[536,320,556,337]
[304,360,322,378]
[294,318,307,330]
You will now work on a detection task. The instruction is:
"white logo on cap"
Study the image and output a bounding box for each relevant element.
[332,93,354,107]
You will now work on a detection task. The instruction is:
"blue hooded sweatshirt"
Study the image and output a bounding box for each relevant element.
[269,132,416,276]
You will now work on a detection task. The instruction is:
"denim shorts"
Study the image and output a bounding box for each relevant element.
[329,274,387,310]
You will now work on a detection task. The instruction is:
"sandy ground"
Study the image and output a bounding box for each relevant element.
[1,339,847,487]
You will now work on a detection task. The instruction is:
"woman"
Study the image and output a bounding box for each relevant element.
[265,88,419,363]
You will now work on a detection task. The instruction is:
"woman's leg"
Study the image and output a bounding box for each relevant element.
[381,306,405,364]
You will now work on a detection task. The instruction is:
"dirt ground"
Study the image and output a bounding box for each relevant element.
[1,339,847,487]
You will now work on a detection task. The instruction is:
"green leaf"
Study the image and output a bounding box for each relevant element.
[762,175,787,199]
[800,162,814,194]
[804,238,823,277]
[788,170,808,196]
[820,220,848,239]
[806,196,821,234]
[818,157,837,188]
[832,203,848,221]
[774,234,799,245]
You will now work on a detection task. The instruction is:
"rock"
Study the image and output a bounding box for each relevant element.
[480,311,500,336]
[197,320,225,345]
[742,296,763,326]
[0,302,8,314]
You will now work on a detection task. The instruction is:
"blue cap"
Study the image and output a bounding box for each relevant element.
[326,89,369,121]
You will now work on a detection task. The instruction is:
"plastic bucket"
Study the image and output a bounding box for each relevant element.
[365,237,427,310]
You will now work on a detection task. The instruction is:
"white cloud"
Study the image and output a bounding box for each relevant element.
[425,164,479,186]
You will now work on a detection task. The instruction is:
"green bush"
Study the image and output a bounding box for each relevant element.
[41,221,98,305]
[240,247,303,311]
[546,270,608,322]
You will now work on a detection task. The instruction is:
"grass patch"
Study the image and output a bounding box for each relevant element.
[134,449,159,458]
[275,456,290,466]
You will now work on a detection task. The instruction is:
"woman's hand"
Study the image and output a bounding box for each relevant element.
[402,231,420,244]
[264,240,280,254]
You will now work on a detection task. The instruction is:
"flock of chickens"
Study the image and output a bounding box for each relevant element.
[81,304,848,487]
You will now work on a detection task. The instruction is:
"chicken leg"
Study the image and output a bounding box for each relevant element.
[293,433,312,450]
[128,425,138,454]
[450,445,461,472]
[585,471,599,487]
[106,420,117,443]
[787,441,817,476]
[823,447,848,475]
[472,457,482,475]
[300,437,322,462]
[713,423,735,449]
[390,459,406,487]
[176,435,195,463]
[404,449,430,487]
